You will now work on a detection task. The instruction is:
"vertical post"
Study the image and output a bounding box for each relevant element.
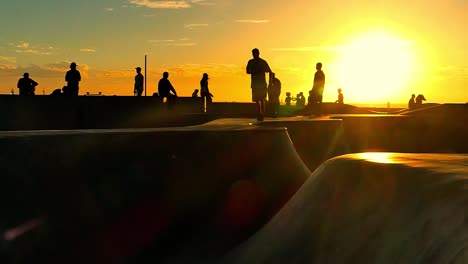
[144,55,147,96]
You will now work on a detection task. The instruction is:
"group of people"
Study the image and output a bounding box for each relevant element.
[408,94,427,110]
[246,48,327,120]
[134,67,214,108]
[17,62,82,96]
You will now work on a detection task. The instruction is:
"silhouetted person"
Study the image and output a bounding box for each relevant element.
[17,73,38,95]
[310,62,325,115]
[134,67,144,96]
[267,72,281,117]
[408,94,416,109]
[335,88,344,104]
[200,73,213,103]
[246,48,272,121]
[307,90,314,106]
[296,92,305,108]
[158,72,178,109]
[285,92,292,106]
[415,94,426,107]
[192,89,199,97]
[65,62,81,96]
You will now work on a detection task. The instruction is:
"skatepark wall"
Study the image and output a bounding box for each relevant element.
[0,95,208,130]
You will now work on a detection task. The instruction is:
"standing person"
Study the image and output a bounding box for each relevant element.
[17,73,38,95]
[267,72,281,117]
[313,62,325,102]
[65,62,81,96]
[311,62,325,115]
[200,73,213,103]
[134,67,144,96]
[246,48,272,121]
[285,92,292,106]
[158,72,178,109]
[408,94,416,109]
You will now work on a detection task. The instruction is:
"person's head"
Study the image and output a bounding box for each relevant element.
[203,73,209,79]
[163,71,169,78]
[338,88,342,93]
[411,94,415,98]
[194,89,199,92]
[271,72,276,78]
[286,92,291,96]
[252,48,260,59]
[316,62,322,70]
[70,62,77,69]
[135,67,141,73]
[23,72,29,78]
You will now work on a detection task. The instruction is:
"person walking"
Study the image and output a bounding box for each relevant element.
[200,73,213,103]
[246,48,272,121]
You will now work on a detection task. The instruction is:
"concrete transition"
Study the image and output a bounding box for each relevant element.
[0,125,310,263]
[220,153,468,264]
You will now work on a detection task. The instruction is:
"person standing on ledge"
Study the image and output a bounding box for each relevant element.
[408,94,416,110]
[134,67,144,96]
[246,48,272,121]
[17,72,38,95]
[267,72,281,117]
[310,62,325,115]
[65,62,81,96]
[200,73,213,103]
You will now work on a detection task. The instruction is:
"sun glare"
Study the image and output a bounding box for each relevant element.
[335,32,416,103]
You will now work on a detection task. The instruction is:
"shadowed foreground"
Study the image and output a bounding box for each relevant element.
[220,153,468,264]
[0,126,309,263]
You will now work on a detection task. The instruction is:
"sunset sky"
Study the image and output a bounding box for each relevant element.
[0,0,466,105]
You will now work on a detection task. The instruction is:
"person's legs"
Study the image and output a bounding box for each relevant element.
[255,100,263,121]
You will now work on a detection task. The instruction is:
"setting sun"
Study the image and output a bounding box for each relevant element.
[335,32,417,103]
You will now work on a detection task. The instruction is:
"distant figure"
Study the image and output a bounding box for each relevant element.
[17,73,38,95]
[65,62,81,96]
[335,88,344,104]
[415,94,426,106]
[246,48,272,121]
[310,62,326,115]
[307,90,314,106]
[267,72,281,117]
[296,92,306,108]
[134,67,144,96]
[192,89,199,97]
[200,73,213,103]
[408,94,416,109]
[158,72,178,108]
[285,92,292,106]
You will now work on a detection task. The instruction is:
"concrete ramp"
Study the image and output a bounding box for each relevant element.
[0,125,310,263]
[220,153,468,264]
[203,117,345,172]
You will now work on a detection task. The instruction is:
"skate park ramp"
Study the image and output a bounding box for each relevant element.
[204,117,346,171]
[0,125,310,263]
[220,153,468,264]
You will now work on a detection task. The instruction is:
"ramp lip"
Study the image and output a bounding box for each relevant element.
[0,125,287,138]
